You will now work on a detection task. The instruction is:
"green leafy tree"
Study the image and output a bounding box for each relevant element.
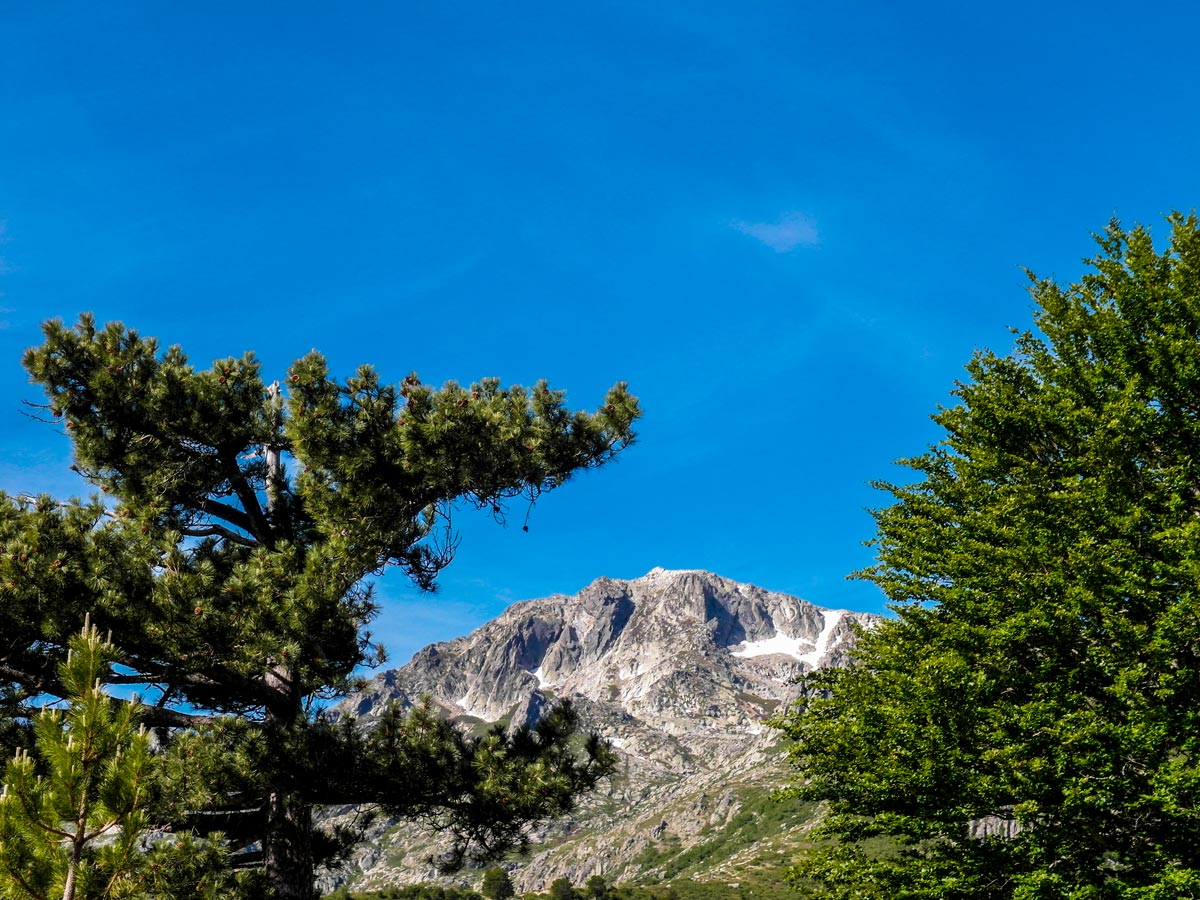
[548,879,575,900]
[583,875,608,900]
[481,867,514,900]
[0,621,239,900]
[774,214,1200,898]
[2,315,639,900]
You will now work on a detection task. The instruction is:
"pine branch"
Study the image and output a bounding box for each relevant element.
[196,497,258,536]
[221,456,273,545]
[87,654,287,716]
[179,522,257,547]
[129,702,218,729]
[103,673,167,685]
[0,663,51,697]
[1,859,48,900]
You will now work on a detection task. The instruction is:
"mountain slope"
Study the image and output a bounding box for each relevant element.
[330,569,879,893]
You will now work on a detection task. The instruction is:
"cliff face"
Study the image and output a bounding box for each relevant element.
[331,568,879,892]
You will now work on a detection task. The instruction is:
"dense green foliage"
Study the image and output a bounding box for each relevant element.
[775,215,1200,898]
[0,623,245,900]
[2,316,639,900]
[481,868,515,900]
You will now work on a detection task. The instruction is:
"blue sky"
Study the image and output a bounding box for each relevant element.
[3,2,1199,665]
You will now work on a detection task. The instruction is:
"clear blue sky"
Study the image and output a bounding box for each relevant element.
[3,2,1199,665]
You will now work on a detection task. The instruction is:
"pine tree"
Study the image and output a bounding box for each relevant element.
[2,316,640,900]
[774,214,1200,898]
[0,621,238,900]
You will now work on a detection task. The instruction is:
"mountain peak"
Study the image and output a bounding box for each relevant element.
[333,571,880,892]
[638,566,711,579]
[351,569,877,728]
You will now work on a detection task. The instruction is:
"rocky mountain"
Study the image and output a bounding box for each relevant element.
[328,568,879,894]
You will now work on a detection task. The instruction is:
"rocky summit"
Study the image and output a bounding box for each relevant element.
[329,568,879,894]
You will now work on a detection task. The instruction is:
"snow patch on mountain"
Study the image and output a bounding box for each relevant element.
[732,608,848,666]
[453,695,492,721]
[801,608,847,666]
[731,632,815,660]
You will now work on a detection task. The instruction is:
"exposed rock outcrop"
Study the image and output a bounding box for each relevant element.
[329,568,879,893]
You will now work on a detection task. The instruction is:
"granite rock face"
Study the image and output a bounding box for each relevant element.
[329,568,879,893]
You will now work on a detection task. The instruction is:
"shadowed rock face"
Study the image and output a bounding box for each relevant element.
[332,569,880,892]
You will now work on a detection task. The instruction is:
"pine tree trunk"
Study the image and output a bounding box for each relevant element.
[263,663,316,900]
[265,789,315,900]
[63,789,89,900]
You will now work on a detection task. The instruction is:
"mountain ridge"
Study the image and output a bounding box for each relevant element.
[329,568,879,893]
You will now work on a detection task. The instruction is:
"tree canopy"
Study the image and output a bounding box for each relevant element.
[1,315,639,900]
[480,867,514,900]
[775,214,1200,899]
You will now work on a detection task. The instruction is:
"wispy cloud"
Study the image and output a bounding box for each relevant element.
[733,211,819,252]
